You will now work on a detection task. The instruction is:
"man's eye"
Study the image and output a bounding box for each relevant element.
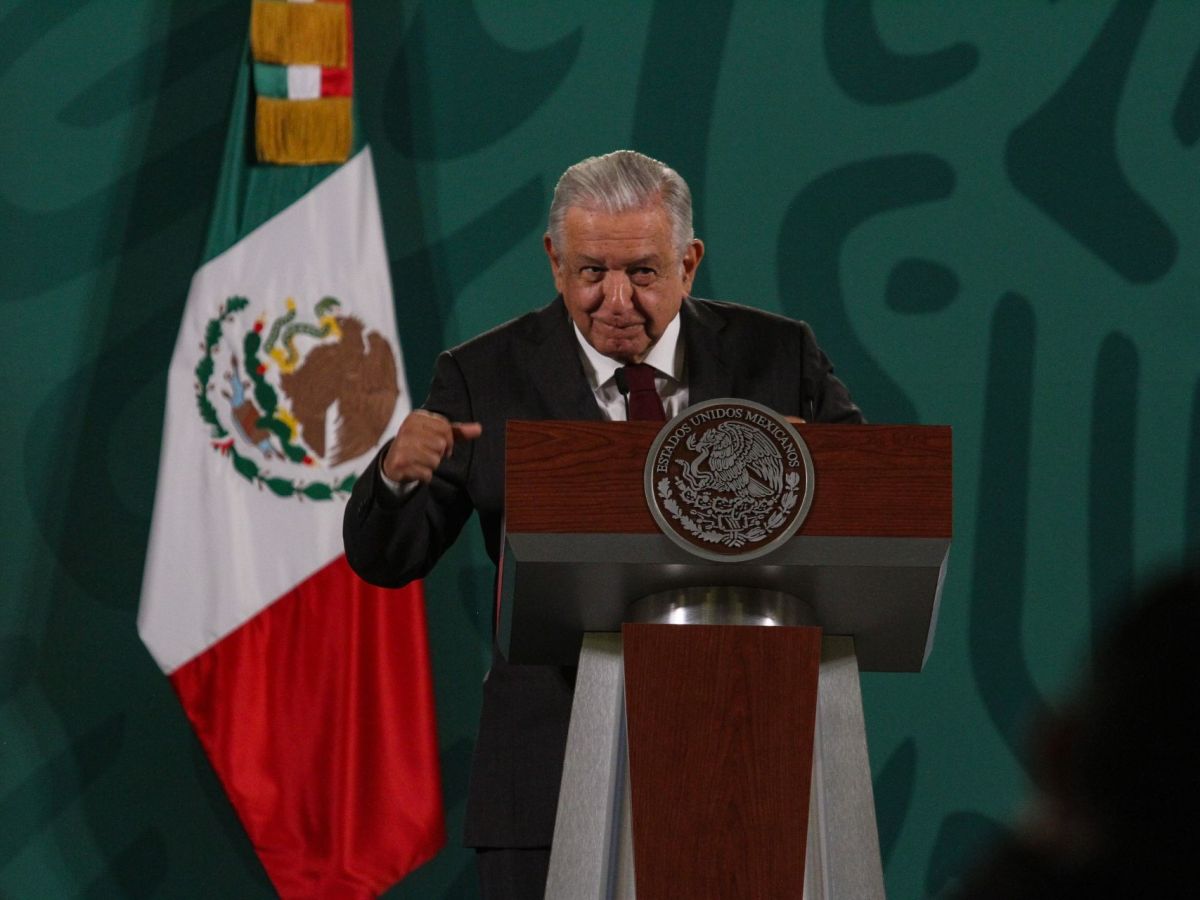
[630,268,656,285]
[580,266,605,281]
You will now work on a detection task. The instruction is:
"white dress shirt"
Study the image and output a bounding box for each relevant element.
[572,312,688,421]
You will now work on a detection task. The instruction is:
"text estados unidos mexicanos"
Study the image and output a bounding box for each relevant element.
[654,406,801,473]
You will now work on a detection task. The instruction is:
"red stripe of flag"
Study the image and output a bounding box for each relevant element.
[170,555,444,898]
[321,0,353,98]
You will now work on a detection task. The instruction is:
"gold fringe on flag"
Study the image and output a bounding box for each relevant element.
[250,0,347,68]
[256,97,352,165]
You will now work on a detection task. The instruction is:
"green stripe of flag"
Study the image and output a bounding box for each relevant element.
[205,42,360,264]
[252,61,288,99]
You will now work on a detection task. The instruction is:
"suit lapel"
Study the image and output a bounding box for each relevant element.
[682,297,733,404]
[525,297,606,421]
[523,296,730,418]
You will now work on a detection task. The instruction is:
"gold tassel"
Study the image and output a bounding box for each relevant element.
[256,97,352,165]
[250,0,347,68]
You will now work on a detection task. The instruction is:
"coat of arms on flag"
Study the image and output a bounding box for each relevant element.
[197,294,399,499]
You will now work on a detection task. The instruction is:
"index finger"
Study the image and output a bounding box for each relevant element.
[452,422,483,441]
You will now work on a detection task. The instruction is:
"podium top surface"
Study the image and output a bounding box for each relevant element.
[505,421,951,539]
[499,421,952,671]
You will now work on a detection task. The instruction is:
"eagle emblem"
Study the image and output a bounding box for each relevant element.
[195,295,400,500]
[645,400,814,561]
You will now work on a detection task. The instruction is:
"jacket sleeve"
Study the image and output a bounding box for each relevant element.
[342,350,477,587]
[801,323,866,424]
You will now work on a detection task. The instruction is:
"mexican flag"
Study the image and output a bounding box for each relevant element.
[138,3,444,896]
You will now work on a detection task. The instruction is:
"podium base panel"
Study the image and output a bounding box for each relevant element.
[547,633,885,900]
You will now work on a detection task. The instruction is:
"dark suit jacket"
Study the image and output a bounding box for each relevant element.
[343,295,863,847]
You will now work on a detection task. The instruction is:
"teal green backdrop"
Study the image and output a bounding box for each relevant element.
[3,1,1198,897]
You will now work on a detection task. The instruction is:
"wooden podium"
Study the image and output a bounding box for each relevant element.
[499,420,951,899]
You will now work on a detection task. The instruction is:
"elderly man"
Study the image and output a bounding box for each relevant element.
[344,150,862,897]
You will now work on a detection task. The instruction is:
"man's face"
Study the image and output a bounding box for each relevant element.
[545,201,704,364]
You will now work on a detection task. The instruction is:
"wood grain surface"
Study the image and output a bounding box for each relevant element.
[504,420,952,537]
[623,623,823,898]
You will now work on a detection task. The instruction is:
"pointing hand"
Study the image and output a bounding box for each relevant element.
[382,409,482,484]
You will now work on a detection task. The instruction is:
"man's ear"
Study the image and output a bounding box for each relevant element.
[681,239,705,292]
[544,233,565,294]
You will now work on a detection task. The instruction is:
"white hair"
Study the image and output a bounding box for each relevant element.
[547,150,694,257]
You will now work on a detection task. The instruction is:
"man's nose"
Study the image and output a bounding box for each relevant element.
[602,272,633,310]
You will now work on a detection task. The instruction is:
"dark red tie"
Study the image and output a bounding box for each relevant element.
[621,363,666,421]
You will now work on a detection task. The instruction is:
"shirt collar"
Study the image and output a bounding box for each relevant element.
[572,311,684,390]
